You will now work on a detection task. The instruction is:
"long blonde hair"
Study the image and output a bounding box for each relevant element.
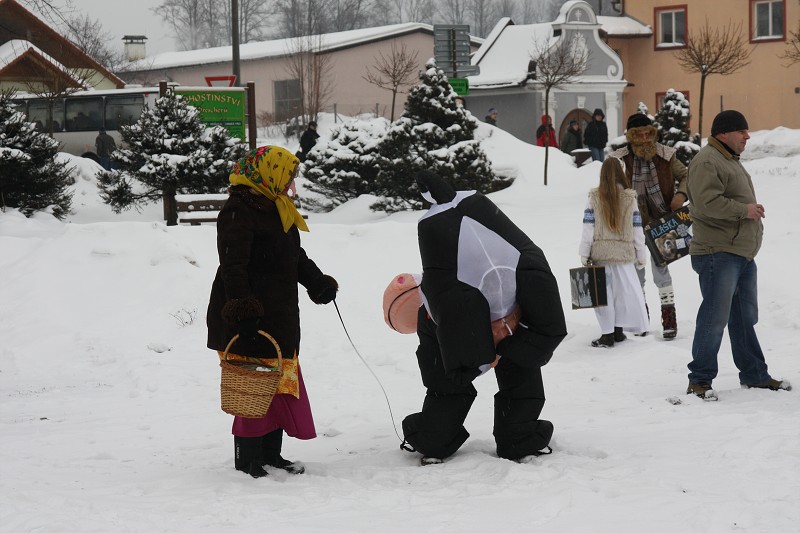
[597,157,631,233]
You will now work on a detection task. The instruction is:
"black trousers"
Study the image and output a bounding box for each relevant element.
[402,311,552,460]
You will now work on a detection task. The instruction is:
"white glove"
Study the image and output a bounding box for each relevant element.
[581,256,591,267]
[635,259,646,270]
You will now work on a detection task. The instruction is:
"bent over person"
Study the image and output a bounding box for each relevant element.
[207,146,339,477]
[685,110,791,400]
[401,171,567,464]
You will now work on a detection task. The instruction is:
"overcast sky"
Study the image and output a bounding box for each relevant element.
[60,0,176,55]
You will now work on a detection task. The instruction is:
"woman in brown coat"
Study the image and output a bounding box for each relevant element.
[207,145,338,478]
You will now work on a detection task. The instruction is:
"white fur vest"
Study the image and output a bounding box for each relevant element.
[587,188,638,264]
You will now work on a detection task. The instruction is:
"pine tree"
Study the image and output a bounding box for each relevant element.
[301,119,388,210]
[97,93,246,225]
[371,59,510,213]
[654,89,700,166]
[0,91,73,219]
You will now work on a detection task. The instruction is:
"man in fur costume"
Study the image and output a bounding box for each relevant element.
[401,170,567,465]
[608,113,688,339]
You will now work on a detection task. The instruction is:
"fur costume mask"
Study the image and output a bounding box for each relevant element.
[626,125,658,160]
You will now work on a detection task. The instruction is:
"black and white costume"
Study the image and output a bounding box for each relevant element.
[401,171,567,461]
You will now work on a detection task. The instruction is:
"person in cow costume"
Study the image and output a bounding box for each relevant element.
[399,171,567,464]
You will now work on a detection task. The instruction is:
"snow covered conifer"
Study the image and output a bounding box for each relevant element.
[372,59,509,212]
[301,119,388,211]
[654,89,700,166]
[97,92,246,225]
[0,91,73,219]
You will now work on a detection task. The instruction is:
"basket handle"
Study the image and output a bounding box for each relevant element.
[222,330,283,368]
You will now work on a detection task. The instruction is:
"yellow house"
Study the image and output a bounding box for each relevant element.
[611,0,800,133]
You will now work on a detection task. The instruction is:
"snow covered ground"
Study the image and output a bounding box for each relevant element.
[2,118,799,533]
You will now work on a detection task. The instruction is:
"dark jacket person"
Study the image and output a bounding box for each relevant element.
[207,145,338,478]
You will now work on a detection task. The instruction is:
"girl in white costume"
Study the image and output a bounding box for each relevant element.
[579,157,649,347]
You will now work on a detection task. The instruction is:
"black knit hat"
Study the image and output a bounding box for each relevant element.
[626,113,652,129]
[711,110,749,136]
[593,108,604,118]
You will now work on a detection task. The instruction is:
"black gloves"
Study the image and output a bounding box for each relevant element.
[237,317,261,340]
[309,274,339,305]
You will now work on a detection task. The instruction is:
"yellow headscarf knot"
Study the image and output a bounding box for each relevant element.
[229,145,309,232]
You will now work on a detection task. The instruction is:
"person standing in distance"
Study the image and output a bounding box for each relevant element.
[583,109,608,162]
[484,108,498,125]
[685,110,791,400]
[298,121,320,162]
[95,127,117,170]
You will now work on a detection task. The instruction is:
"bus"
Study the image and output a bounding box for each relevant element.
[11,87,160,159]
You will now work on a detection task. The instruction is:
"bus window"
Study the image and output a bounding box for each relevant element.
[105,94,145,130]
[65,97,102,131]
[28,99,65,132]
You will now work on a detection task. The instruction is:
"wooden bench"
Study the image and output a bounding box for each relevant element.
[175,193,309,225]
[175,193,228,225]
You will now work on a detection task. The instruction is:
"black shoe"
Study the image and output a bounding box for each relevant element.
[264,454,306,474]
[591,333,615,348]
[261,429,305,474]
[613,327,627,343]
[234,436,269,478]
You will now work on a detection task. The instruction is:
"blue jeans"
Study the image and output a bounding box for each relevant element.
[689,253,771,386]
[589,147,604,162]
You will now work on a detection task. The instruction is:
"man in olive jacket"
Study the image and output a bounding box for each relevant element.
[685,110,791,400]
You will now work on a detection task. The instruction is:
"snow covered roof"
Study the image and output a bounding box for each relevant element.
[597,16,652,37]
[469,23,555,89]
[467,12,648,89]
[0,39,87,88]
[122,23,481,72]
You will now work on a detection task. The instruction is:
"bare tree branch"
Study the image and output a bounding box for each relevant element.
[781,3,800,66]
[284,34,335,127]
[362,42,419,120]
[529,33,589,185]
[673,19,752,138]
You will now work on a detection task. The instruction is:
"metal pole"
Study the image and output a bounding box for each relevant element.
[231,0,241,86]
[247,82,257,149]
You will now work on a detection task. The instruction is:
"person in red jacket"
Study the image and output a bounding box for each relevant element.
[536,115,559,148]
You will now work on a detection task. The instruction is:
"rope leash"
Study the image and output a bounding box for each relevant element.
[332,299,404,444]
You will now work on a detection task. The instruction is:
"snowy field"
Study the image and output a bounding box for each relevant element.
[1,118,799,533]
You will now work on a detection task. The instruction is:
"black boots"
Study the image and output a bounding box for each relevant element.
[234,429,305,477]
[261,429,305,474]
[592,327,626,348]
[234,436,268,478]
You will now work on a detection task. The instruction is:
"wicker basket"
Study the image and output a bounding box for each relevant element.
[220,330,283,418]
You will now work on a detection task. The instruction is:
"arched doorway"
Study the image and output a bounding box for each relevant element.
[558,108,593,148]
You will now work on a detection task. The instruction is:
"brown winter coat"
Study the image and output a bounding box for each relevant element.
[206,185,334,358]
[608,144,688,226]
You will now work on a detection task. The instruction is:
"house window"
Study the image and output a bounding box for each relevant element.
[655,6,687,48]
[273,79,302,122]
[751,0,784,40]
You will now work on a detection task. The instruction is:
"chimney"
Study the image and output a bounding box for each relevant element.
[122,35,148,61]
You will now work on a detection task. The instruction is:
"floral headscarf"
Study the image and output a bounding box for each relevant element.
[229,145,308,232]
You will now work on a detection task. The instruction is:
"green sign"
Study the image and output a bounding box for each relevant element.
[449,78,469,96]
[175,89,246,141]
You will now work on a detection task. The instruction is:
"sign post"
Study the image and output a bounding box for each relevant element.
[448,78,469,96]
[433,24,480,79]
[175,87,247,142]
